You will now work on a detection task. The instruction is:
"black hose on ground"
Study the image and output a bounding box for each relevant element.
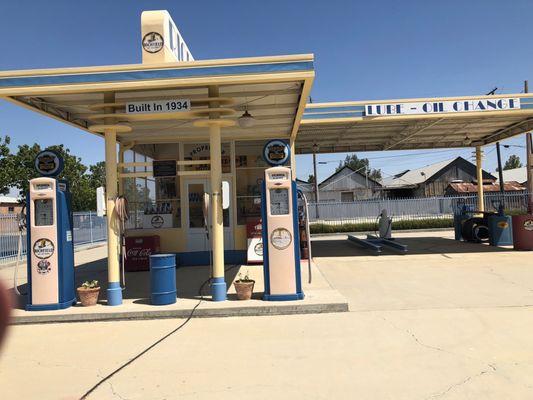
[78,264,240,400]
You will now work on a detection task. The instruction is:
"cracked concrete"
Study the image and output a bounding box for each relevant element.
[1,231,532,399]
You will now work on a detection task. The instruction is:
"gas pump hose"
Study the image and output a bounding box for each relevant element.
[13,205,27,296]
[79,264,240,400]
[114,196,129,289]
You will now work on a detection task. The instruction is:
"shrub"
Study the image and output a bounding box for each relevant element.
[310,218,454,234]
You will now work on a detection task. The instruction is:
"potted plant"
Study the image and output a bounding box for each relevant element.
[77,280,100,306]
[233,271,255,300]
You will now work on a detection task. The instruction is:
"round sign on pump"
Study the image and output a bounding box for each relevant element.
[270,228,292,250]
[34,150,64,177]
[263,140,290,166]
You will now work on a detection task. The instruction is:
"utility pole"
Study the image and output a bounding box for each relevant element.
[526,80,533,213]
[312,143,320,218]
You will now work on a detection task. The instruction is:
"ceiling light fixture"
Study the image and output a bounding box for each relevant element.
[238,109,255,128]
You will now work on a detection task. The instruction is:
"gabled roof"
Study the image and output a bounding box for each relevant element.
[381,156,495,188]
[318,165,381,189]
[496,167,527,184]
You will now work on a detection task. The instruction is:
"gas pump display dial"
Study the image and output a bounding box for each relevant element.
[270,228,292,250]
[269,188,290,215]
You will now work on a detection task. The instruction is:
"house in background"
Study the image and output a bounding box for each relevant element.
[381,157,496,198]
[0,196,23,214]
[297,165,381,202]
[497,167,527,186]
[295,178,315,201]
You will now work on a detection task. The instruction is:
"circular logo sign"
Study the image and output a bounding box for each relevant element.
[142,32,164,53]
[151,215,164,228]
[263,140,290,166]
[497,221,509,229]
[270,228,292,250]
[33,238,55,259]
[254,242,263,256]
[524,219,533,232]
[37,260,51,274]
[34,150,64,177]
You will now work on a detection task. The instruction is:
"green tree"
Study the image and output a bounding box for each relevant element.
[5,143,96,211]
[88,161,106,189]
[335,154,382,181]
[0,136,13,195]
[307,174,315,183]
[503,154,522,170]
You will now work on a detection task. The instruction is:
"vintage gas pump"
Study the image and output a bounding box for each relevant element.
[261,166,304,301]
[25,151,76,310]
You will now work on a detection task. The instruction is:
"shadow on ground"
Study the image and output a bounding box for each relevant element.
[12,259,242,309]
[311,236,510,258]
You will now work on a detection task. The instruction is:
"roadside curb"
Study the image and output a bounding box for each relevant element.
[10,301,349,325]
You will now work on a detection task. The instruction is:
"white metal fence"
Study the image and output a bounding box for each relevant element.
[0,211,107,265]
[308,192,529,225]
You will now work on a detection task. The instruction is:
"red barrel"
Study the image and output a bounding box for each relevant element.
[512,215,533,251]
[125,236,161,271]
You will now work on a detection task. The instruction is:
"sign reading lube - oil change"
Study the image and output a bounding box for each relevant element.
[365,97,521,116]
[126,99,191,114]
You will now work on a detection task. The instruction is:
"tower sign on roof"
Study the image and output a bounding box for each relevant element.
[141,10,194,64]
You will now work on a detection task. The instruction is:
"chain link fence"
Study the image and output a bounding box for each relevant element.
[0,211,107,265]
[307,192,529,226]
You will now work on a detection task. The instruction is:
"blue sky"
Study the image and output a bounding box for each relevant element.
[0,0,531,188]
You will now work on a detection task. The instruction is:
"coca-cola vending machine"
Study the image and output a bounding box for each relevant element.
[125,236,160,272]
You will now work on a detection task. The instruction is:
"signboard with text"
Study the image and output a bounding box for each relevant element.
[365,97,521,117]
[126,99,190,114]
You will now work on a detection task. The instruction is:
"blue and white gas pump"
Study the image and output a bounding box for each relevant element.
[25,150,76,310]
[261,140,304,301]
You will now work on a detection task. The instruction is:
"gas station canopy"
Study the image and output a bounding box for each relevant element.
[0,54,314,144]
[1,56,533,153]
[297,95,533,154]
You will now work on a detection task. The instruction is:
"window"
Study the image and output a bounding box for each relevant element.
[341,192,354,202]
[8,206,14,213]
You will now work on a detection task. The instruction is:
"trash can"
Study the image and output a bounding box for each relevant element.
[512,215,533,251]
[454,214,470,241]
[149,254,177,305]
[488,215,513,246]
[453,205,473,241]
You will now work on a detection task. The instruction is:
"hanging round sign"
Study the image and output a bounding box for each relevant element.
[142,32,164,53]
[34,150,64,177]
[263,140,290,166]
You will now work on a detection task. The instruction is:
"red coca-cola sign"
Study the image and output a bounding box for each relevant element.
[125,236,160,272]
[246,218,262,238]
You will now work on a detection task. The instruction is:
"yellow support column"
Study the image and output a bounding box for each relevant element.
[208,86,226,301]
[118,144,124,196]
[104,92,122,306]
[289,138,296,177]
[476,146,485,213]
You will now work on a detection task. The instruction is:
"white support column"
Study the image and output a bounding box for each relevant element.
[208,86,226,301]
[104,92,122,306]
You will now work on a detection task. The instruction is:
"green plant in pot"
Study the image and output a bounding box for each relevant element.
[77,280,100,306]
[233,271,255,300]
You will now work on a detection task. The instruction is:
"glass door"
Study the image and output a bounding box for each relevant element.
[185,178,233,252]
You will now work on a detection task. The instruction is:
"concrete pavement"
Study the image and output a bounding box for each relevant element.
[1,230,533,399]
